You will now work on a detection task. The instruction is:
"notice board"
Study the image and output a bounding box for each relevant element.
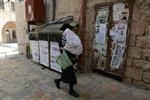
[93,1,133,77]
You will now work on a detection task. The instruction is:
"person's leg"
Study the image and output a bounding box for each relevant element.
[69,84,74,91]
[69,84,79,97]
[54,78,61,89]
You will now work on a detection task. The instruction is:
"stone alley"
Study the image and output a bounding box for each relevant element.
[0,43,150,100]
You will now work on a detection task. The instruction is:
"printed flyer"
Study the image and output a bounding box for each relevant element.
[110,42,125,69]
[39,40,49,67]
[50,42,62,72]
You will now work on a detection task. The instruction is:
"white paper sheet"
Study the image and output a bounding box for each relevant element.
[95,23,107,44]
[95,7,109,33]
[110,22,128,42]
[113,3,125,21]
[110,42,125,69]
[30,40,39,62]
[116,22,128,42]
[50,42,62,73]
[39,40,49,67]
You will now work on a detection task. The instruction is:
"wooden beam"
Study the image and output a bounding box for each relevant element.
[79,0,87,69]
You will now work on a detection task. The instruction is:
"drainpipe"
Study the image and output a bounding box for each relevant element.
[52,0,56,21]
[79,0,87,70]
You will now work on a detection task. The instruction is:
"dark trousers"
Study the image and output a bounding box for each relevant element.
[57,50,77,90]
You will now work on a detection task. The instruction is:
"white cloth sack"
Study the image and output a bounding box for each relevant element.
[63,29,83,56]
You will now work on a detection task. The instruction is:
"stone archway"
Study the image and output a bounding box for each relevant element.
[2,21,17,43]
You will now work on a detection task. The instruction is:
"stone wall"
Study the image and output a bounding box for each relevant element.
[55,0,81,20]
[82,0,150,89]
[15,0,150,89]
[15,1,28,55]
[125,0,150,90]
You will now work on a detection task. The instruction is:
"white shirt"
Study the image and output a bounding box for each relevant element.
[63,29,83,56]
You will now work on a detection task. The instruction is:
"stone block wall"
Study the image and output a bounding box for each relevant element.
[15,2,28,55]
[125,0,150,90]
[55,0,81,20]
[85,0,150,89]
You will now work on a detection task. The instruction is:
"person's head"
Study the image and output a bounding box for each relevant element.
[60,23,73,31]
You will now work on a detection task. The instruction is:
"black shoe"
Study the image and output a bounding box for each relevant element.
[54,79,60,89]
[69,90,80,97]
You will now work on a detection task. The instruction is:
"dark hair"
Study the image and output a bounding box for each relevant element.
[60,23,73,31]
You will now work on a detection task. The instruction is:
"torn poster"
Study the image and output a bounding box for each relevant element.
[110,26,118,43]
[113,3,125,21]
[122,8,129,21]
[110,22,128,42]
[96,7,109,23]
[50,42,62,73]
[110,42,125,69]
[95,23,107,44]
[116,22,128,42]
[94,43,107,56]
[30,40,39,63]
[50,42,60,55]
[95,7,109,33]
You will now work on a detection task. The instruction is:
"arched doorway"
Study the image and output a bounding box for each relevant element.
[2,21,17,43]
[5,30,11,42]
[12,30,17,42]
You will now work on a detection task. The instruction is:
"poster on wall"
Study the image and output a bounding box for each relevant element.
[30,40,39,62]
[113,3,125,21]
[95,23,107,45]
[122,8,129,21]
[39,40,49,67]
[50,42,62,73]
[110,42,125,69]
[94,43,107,57]
[94,6,109,70]
[95,7,109,33]
[110,22,128,42]
[116,22,128,42]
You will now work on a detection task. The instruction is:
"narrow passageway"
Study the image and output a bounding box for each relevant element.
[0,43,150,100]
[0,43,19,58]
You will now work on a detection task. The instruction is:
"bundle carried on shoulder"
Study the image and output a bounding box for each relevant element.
[63,29,83,56]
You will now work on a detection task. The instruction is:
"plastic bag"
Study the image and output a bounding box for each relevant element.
[56,51,73,70]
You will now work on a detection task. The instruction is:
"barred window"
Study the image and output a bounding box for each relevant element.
[11,1,15,11]
[19,0,24,3]
[0,0,4,9]
[12,30,16,39]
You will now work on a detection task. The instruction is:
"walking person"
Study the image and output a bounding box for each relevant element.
[54,23,83,97]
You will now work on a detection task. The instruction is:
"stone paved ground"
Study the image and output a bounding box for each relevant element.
[0,44,150,100]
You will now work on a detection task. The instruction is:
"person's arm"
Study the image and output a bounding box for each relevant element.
[59,33,66,53]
